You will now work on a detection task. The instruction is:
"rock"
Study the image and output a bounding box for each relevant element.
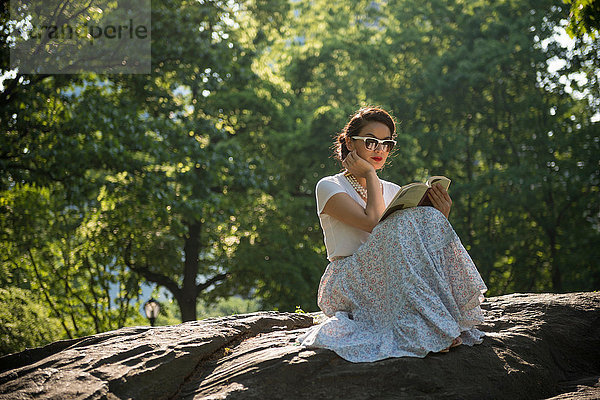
[1,292,599,400]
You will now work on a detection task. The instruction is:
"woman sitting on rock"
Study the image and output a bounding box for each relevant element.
[298,106,488,363]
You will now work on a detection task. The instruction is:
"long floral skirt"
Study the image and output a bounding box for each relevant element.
[297,206,488,363]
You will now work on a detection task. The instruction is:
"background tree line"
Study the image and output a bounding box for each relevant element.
[1,0,598,355]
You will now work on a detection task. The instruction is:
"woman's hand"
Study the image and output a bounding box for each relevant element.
[342,150,375,178]
[427,183,452,218]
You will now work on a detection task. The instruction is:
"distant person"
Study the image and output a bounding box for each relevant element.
[298,106,487,362]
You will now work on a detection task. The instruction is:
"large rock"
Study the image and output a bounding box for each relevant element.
[1,292,599,399]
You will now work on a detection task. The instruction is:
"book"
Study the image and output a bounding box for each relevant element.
[379,176,451,222]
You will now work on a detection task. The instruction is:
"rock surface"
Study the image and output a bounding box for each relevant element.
[1,292,599,400]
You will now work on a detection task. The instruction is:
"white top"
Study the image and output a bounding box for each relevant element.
[316,172,402,261]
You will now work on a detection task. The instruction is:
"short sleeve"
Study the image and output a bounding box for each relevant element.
[315,178,346,214]
[383,181,402,206]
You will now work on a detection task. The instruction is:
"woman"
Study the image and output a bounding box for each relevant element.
[297,107,487,363]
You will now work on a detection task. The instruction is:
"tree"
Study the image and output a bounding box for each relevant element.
[0,288,64,355]
[564,0,600,38]
[1,0,299,327]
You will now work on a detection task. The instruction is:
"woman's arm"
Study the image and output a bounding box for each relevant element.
[321,151,386,233]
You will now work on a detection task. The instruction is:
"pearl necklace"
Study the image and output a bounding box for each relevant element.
[344,171,380,200]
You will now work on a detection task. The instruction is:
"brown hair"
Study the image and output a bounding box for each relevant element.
[332,106,396,163]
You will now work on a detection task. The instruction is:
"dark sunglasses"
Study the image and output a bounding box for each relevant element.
[351,136,396,152]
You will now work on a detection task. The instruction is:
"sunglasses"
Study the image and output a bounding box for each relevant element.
[351,136,397,152]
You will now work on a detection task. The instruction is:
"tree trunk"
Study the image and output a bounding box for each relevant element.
[465,121,473,246]
[549,233,562,292]
[180,220,202,321]
[179,295,198,322]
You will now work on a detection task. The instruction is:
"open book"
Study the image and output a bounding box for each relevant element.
[379,176,451,222]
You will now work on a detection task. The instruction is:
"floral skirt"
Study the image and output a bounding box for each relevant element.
[297,207,488,363]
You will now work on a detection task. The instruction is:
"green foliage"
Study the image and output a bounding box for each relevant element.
[1,0,309,328]
[148,296,262,326]
[197,296,262,319]
[564,0,600,38]
[0,288,63,356]
[1,182,146,338]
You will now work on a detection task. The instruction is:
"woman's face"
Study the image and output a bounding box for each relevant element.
[345,121,393,170]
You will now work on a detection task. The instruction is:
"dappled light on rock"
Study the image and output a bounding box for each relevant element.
[1,293,599,399]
